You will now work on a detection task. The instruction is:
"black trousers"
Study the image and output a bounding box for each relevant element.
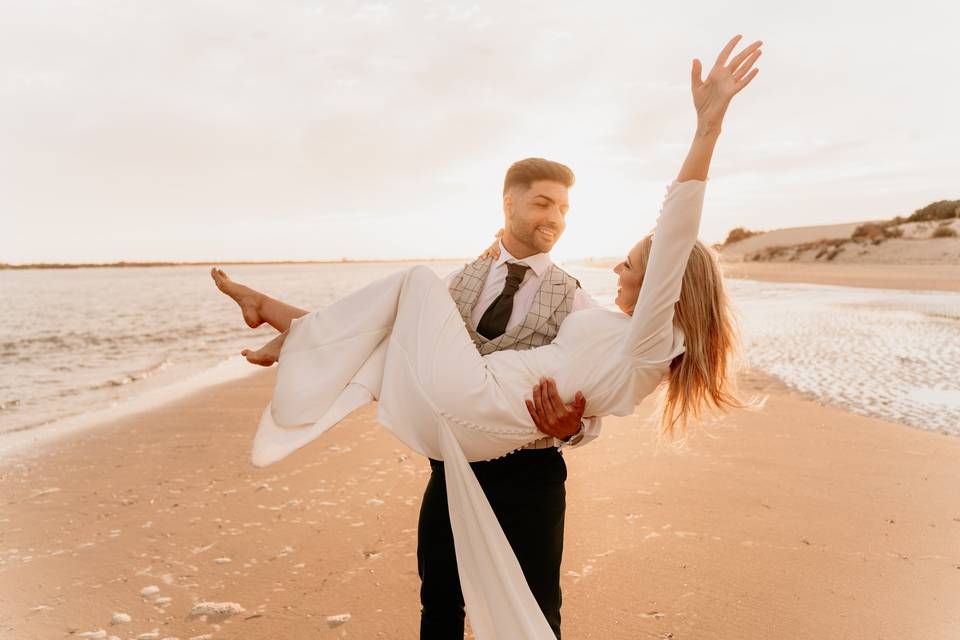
[417,446,567,639]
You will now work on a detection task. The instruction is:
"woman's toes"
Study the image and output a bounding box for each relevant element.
[211,268,228,291]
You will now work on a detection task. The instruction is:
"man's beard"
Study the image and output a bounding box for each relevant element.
[512,220,559,253]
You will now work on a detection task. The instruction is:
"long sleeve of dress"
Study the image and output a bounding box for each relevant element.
[621,178,707,360]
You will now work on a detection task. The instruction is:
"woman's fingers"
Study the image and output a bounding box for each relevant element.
[479,241,501,260]
[733,49,761,81]
[727,40,762,72]
[691,58,703,90]
[734,68,760,94]
[714,34,743,68]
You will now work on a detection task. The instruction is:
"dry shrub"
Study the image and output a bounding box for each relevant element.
[852,222,895,241]
[746,237,850,262]
[723,227,762,245]
[908,200,960,223]
[932,226,958,238]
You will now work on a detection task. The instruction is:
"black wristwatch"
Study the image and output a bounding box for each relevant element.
[558,421,585,448]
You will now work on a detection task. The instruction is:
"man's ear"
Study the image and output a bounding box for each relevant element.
[502,193,513,224]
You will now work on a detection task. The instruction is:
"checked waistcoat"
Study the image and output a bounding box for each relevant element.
[447,255,580,356]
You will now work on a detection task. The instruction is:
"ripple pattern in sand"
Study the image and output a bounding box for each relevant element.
[728,280,960,434]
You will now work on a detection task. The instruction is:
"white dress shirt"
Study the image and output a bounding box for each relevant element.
[445,240,604,450]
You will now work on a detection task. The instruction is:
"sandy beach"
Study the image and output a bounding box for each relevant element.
[5,3,959,639]
[2,365,958,639]
[720,262,960,293]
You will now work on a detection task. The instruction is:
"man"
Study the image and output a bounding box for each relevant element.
[418,157,603,639]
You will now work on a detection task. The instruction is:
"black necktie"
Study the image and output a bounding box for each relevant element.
[476,262,530,340]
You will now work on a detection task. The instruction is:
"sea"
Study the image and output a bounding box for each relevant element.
[1,262,958,457]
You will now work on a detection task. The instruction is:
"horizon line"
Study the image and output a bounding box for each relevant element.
[0,256,628,271]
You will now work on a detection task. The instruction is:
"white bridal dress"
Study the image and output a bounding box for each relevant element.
[251,178,707,639]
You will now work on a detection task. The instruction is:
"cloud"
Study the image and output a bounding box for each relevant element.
[2,0,959,262]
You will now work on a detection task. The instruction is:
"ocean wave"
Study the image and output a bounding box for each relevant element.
[88,357,175,390]
[0,355,257,455]
[1,329,229,355]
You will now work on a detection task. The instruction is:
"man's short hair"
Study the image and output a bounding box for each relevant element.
[502,157,575,196]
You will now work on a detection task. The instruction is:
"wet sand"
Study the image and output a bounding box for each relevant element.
[721,261,960,292]
[1,369,958,639]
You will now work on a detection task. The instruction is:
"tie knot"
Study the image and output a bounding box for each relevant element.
[504,262,530,290]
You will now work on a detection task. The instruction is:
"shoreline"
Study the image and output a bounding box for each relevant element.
[576,259,960,293]
[0,258,470,271]
[1,369,957,638]
[0,356,260,461]
[721,261,960,292]
[4,261,956,464]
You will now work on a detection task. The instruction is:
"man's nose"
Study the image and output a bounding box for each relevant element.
[544,208,564,229]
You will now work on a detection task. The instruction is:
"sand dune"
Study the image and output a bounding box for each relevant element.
[720,221,869,257]
[712,217,960,291]
[720,219,960,266]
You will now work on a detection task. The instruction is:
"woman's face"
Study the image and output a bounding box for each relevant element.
[612,242,644,315]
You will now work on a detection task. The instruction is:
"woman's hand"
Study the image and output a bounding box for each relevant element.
[691,34,762,132]
[477,228,504,261]
[675,34,762,180]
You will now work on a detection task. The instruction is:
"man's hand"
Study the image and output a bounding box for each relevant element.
[525,377,586,440]
[477,229,504,260]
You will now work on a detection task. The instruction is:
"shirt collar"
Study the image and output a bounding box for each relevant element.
[494,239,552,277]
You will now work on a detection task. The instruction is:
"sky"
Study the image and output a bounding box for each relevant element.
[2,0,958,263]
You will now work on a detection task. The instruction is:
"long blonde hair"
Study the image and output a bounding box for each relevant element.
[632,235,744,442]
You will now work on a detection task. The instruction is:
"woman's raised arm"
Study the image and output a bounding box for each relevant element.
[678,34,761,181]
[621,35,761,359]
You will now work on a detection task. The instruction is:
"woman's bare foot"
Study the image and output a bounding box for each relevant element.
[210,267,264,328]
[241,333,285,367]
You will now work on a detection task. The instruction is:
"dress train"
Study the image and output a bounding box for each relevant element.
[251,265,557,639]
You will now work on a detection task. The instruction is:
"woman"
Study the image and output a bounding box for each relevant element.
[212,35,760,639]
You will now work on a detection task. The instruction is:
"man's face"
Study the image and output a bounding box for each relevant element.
[503,180,569,255]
